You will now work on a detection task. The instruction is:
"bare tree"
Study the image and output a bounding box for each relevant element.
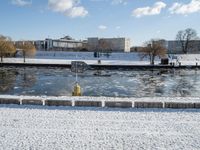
[176,28,198,54]
[90,39,113,58]
[15,41,36,62]
[87,44,97,52]
[98,39,113,52]
[0,35,16,62]
[140,39,167,65]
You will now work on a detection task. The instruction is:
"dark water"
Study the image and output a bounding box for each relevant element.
[0,67,200,97]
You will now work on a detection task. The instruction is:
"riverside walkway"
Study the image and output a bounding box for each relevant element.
[1,58,200,69]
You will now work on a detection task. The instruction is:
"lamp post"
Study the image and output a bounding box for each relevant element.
[0,50,2,63]
[23,50,26,63]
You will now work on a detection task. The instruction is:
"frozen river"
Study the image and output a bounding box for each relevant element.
[0,67,200,97]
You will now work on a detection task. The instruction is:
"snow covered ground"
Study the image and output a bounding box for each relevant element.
[34,51,143,61]
[0,105,200,150]
[170,54,200,66]
[2,58,153,65]
[3,52,200,66]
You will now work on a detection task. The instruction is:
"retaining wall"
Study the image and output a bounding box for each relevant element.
[2,62,200,70]
[45,100,72,106]
[134,102,163,108]
[1,97,200,109]
[164,102,194,109]
[194,103,200,108]
[105,101,132,108]
[75,101,102,107]
[22,99,43,105]
[0,98,20,105]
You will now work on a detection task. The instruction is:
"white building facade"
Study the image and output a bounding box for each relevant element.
[35,36,85,51]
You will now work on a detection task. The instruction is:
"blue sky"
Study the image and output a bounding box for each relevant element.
[0,0,200,46]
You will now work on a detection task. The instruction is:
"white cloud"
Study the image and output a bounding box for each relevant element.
[11,0,32,6]
[98,25,107,30]
[48,0,88,18]
[132,1,166,18]
[169,0,200,15]
[65,6,88,18]
[90,0,127,5]
[48,0,75,12]
[156,30,161,34]
[111,0,127,5]
[115,26,121,30]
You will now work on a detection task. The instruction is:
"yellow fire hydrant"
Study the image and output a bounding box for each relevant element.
[72,82,82,96]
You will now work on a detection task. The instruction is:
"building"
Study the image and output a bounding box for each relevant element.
[34,40,45,50]
[130,46,144,52]
[14,40,35,46]
[35,36,86,51]
[154,40,200,54]
[33,36,131,52]
[167,40,200,54]
[87,37,131,52]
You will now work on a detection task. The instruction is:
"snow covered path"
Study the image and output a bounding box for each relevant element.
[2,53,200,66]
[2,58,153,65]
[0,105,200,150]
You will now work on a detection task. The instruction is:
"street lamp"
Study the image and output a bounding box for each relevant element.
[23,50,26,63]
[0,49,3,63]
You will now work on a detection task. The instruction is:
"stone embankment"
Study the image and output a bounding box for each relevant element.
[1,96,200,109]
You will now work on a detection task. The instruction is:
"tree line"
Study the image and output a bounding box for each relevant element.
[1,28,199,65]
[139,28,199,65]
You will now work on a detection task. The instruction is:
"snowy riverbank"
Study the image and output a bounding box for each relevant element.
[0,105,200,150]
[3,52,200,66]
[2,58,154,66]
